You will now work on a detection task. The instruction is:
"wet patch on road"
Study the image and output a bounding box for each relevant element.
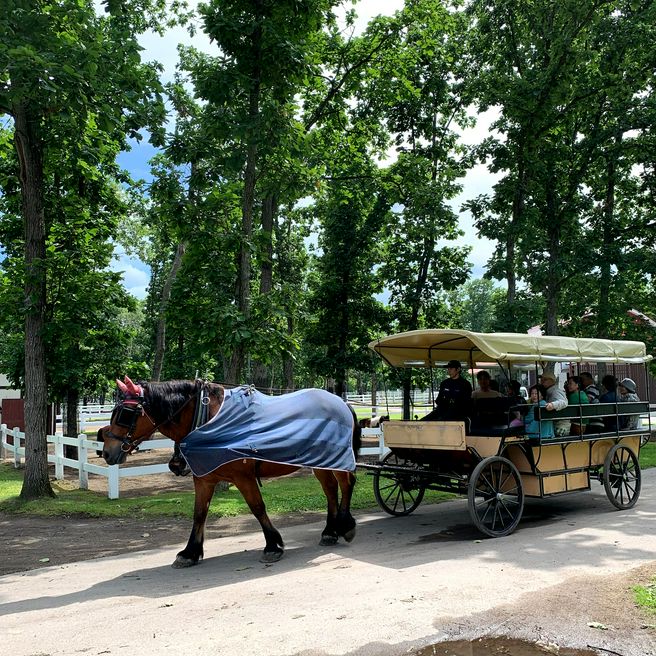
[413,637,598,655]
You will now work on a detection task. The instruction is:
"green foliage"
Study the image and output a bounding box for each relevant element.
[363,1,474,332]
[447,279,503,333]
[465,0,656,336]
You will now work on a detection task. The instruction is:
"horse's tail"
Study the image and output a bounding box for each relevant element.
[348,405,362,456]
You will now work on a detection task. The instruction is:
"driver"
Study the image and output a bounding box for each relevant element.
[422,360,472,422]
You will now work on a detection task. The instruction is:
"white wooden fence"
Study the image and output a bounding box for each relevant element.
[346,390,433,408]
[1,423,178,500]
[1,422,385,500]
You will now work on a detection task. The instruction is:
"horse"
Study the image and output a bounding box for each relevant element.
[370,414,389,428]
[101,376,361,568]
[358,415,388,429]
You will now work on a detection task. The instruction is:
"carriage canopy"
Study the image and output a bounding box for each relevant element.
[368,329,652,368]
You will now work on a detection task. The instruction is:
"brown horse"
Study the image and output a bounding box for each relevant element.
[101,377,361,568]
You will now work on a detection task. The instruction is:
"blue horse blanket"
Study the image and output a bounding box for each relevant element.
[180,386,356,477]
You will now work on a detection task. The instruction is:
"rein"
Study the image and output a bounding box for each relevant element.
[109,383,210,454]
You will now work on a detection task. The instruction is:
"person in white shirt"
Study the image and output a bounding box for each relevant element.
[540,371,569,436]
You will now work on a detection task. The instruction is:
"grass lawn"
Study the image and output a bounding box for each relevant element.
[634,576,656,614]
[1,441,653,520]
[0,460,453,519]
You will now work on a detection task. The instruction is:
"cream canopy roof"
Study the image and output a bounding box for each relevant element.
[368,329,652,368]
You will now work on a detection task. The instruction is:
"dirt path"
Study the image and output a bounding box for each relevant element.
[2,467,655,656]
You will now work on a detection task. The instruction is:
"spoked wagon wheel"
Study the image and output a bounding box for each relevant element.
[373,452,426,516]
[468,456,524,538]
[603,444,641,510]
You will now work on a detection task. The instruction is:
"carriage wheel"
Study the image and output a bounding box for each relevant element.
[468,456,524,538]
[373,452,426,516]
[603,444,641,510]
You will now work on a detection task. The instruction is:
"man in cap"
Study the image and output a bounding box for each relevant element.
[539,371,570,436]
[425,359,473,422]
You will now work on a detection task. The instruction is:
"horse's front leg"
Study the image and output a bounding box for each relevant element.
[233,476,284,563]
[173,475,216,569]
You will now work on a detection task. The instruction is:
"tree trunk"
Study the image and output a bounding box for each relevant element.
[544,171,561,336]
[14,103,54,499]
[282,314,295,390]
[597,134,620,338]
[223,352,242,386]
[508,153,527,307]
[252,193,278,389]
[152,241,186,381]
[233,14,262,384]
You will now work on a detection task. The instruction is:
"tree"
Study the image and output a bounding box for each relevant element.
[466,0,656,336]
[0,0,167,498]
[180,0,339,384]
[304,128,391,398]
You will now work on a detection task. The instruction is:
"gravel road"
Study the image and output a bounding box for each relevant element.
[1,469,654,656]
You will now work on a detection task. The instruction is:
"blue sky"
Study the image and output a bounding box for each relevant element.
[112,0,499,300]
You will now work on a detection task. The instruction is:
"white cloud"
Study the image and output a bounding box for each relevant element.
[110,251,150,300]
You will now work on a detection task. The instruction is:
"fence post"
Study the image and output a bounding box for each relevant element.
[107,465,120,499]
[54,434,64,479]
[0,423,6,459]
[78,433,89,490]
[12,427,21,467]
[79,411,88,434]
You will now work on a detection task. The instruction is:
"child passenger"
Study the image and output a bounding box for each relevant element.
[618,378,641,430]
[524,384,555,439]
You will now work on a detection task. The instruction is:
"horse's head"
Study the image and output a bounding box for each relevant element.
[102,376,158,465]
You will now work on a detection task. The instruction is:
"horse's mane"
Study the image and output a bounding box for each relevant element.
[141,379,224,421]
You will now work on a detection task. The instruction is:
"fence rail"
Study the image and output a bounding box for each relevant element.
[345,391,433,409]
[1,423,385,500]
[2,424,185,499]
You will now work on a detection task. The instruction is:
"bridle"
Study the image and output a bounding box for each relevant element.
[108,394,157,454]
[108,383,207,454]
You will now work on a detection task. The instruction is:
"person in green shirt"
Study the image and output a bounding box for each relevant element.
[565,376,589,435]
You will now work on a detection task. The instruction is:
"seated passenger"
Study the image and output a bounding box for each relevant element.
[565,376,589,435]
[600,374,619,431]
[524,384,555,439]
[539,372,569,436]
[472,370,503,400]
[580,371,604,433]
[618,378,641,430]
[580,371,600,402]
[506,379,526,424]
[506,379,526,403]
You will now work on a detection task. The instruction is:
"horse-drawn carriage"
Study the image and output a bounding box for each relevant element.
[363,329,652,537]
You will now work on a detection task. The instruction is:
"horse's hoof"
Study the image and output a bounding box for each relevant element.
[260,551,283,563]
[172,555,200,568]
[343,527,356,543]
[319,535,338,546]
